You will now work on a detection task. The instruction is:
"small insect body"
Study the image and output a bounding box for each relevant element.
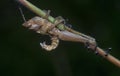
[23,16,60,51]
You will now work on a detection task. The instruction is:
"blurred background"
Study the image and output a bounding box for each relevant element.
[0,0,120,76]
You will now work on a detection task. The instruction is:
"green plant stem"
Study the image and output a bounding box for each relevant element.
[18,0,54,21]
[17,0,120,68]
[18,0,86,34]
[18,0,66,30]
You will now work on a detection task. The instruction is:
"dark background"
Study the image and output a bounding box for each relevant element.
[0,0,120,76]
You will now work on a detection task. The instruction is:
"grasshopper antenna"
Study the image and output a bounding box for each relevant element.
[18,6,26,22]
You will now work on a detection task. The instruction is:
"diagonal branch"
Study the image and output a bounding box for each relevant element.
[17,0,120,68]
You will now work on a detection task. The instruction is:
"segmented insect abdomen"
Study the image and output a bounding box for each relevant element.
[40,36,59,51]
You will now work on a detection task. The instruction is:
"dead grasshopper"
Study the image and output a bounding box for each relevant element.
[22,16,97,51]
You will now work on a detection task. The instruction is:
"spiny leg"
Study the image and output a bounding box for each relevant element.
[40,36,59,51]
[85,41,112,56]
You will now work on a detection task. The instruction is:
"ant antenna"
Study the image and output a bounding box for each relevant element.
[18,6,26,22]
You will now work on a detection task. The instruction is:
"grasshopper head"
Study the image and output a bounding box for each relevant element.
[22,16,42,31]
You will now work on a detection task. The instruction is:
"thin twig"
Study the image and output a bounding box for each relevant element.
[17,0,120,68]
[90,45,120,67]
